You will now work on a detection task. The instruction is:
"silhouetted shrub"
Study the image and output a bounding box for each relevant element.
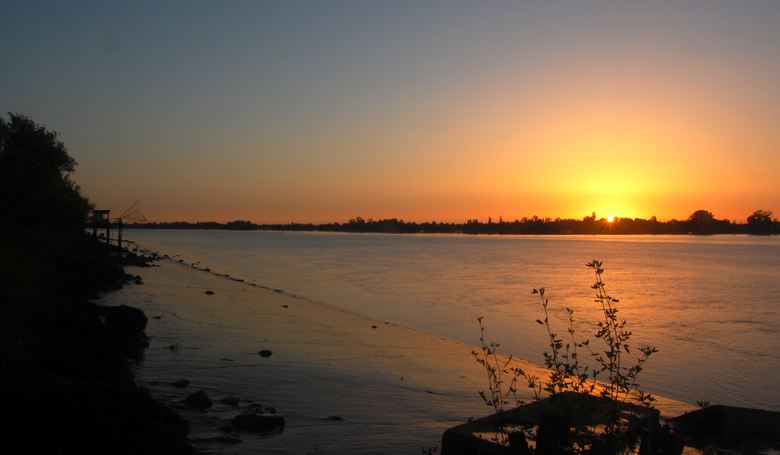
[474,260,658,453]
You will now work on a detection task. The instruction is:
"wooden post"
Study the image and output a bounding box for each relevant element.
[117,219,123,248]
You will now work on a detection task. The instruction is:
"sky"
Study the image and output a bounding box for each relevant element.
[2,1,779,223]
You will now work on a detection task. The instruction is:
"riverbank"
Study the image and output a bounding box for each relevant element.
[106,247,694,453]
[0,233,191,454]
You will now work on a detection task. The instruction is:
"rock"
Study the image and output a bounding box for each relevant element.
[104,305,147,333]
[371,325,377,329]
[170,379,190,389]
[220,396,240,406]
[134,275,143,284]
[668,405,780,454]
[258,350,272,357]
[153,315,161,320]
[204,290,215,295]
[246,402,276,413]
[100,305,150,359]
[183,390,212,410]
[281,304,288,308]
[326,415,344,421]
[231,409,285,433]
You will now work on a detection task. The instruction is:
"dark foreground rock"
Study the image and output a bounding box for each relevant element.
[100,304,150,359]
[24,379,192,455]
[184,390,213,410]
[232,408,286,433]
[104,304,148,333]
[668,405,780,454]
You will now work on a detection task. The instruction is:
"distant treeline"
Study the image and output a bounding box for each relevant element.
[129,209,779,235]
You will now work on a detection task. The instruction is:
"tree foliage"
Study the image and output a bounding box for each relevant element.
[0,113,91,233]
[747,209,775,235]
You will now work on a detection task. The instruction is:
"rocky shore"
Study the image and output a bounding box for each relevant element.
[0,232,192,454]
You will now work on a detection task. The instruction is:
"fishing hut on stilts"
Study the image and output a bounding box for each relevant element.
[87,200,146,248]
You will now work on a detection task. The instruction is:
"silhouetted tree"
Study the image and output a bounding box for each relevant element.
[747,209,775,235]
[686,209,716,234]
[0,113,91,235]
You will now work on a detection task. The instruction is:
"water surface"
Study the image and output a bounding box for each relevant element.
[127,230,780,411]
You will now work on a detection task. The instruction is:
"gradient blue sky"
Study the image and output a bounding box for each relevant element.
[2,1,779,222]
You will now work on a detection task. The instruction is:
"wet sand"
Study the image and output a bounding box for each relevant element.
[102,257,695,454]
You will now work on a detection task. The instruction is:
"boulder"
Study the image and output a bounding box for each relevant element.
[183,390,212,410]
[104,305,147,333]
[258,350,272,357]
[231,408,285,433]
[102,305,149,359]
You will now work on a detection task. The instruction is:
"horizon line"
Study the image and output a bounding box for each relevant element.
[124,209,776,226]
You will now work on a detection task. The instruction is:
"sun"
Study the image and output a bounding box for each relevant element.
[607,215,615,223]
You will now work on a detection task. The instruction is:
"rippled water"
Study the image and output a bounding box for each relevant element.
[126,230,780,413]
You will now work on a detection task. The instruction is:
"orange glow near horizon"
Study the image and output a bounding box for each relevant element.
[76,77,777,224]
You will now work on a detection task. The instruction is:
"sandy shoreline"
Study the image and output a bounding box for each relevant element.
[103,255,695,453]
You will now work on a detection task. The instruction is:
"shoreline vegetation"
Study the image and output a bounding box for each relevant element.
[128,210,779,235]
